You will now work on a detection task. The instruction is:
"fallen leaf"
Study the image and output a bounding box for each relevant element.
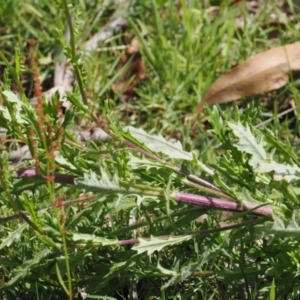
[194,41,300,118]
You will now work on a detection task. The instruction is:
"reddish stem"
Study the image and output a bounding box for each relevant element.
[173,192,273,216]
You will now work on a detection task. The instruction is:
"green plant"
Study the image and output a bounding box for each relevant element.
[1,1,300,299]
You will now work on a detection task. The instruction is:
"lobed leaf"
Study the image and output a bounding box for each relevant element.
[257,160,300,182]
[228,122,267,167]
[128,155,165,170]
[229,122,300,182]
[132,235,193,255]
[124,126,192,160]
[0,223,28,249]
[75,169,125,193]
[263,214,300,238]
[1,90,28,124]
[72,233,118,246]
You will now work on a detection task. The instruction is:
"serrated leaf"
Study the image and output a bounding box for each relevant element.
[132,235,192,255]
[55,155,77,170]
[192,151,215,175]
[0,223,28,249]
[2,90,22,104]
[1,90,28,124]
[272,216,287,231]
[6,248,51,287]
[0,105,11,121]
[124,126,192,160]
[66,92,90,114]
[228,122,300,182]
[257,160,300,182]
[128,155,165,170]
[228,122,266,167]
[75,169,125,193]
[206,105,225,139]
[72,233,118,246]
[136,195,159,207]
[264,214,300,237]
[114,195,138,211]
[274,164,300,182]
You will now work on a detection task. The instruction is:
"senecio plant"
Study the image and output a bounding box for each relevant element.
[0,3,300,300]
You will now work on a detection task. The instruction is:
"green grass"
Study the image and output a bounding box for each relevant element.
[1,0,300,299]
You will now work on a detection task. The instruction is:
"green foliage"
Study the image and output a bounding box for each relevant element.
[123,126,193,160]
[1,0,300,299]
[132,235,193,255]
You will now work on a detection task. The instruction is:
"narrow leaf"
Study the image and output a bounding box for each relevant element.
[85,295,117,300]
[56,262,69,296]
[124,126,192,160]
[270,278,276,300]
[132,235,192,255]
[72,233,118,246]
[128,155,165,170]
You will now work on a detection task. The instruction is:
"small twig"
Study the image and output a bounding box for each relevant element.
[16,168,76,185]
[254,107,295,128]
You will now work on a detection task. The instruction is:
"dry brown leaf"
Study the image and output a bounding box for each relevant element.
[194,41,300,118]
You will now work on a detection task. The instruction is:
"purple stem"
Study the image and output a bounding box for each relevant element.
[174,167,222,192]
[16,169,273,216]
[16,168,76,184]
[123,140,221,192]
[173,192,273,216]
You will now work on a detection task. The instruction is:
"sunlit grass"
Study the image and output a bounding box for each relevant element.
[1,1,300,299]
